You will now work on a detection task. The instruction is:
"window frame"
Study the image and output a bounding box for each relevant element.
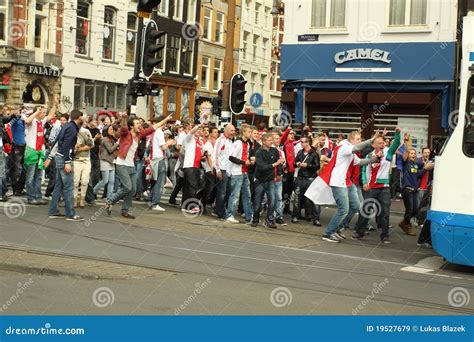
[203,7,212,41]
[156,0,168,17]
[242,31,249,60]
[76,0,91,56]
[102,6,117,61]
[187,0,196,23]
[252,34,259,63]
[310,0,347,30]
[173,0,183,21]
[155,32,167,72]
[215,11,224,44]
[168,34,181,74]
[0,0,7,44]
[201,56,210,90]
[182,39,193,76]
[125,12,138,65]
[255,2,261,26]
[213,59,222,92]
[463,75,474,158]
[387,0,428,27]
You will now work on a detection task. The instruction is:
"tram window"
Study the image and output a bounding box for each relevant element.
[463,76,474,158]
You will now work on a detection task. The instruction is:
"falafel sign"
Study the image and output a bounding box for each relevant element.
[26,65,61,77]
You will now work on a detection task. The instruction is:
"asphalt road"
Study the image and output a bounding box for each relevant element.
[0,197,473,315]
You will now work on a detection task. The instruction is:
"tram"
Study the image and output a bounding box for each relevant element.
[428,13,474,266]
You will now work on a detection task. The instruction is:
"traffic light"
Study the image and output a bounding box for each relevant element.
[212,89,223,117]
[141,20,165,78]
[127,78,153,97]
[230,73,247,114]
[137,0,161,13]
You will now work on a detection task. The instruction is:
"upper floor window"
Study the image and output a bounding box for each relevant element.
[187,0,196,22]
[264,6,271,27]
[156,0,168,16]
[242,31,249,60]
[244,0,250,22]
[156,32,166,70]
[76,0,91,55]
[102,6,116,61]
[201,56,210,90]
[0,0,6,43]
[255,3,261,25]
[389,0,427,26]
[34,0,54,52]
[182,40,193,75]
[311,0,346,28]
[173,0,183,21]
[213,59,222,92]
[169,35,181,73]
[203,7,212,40]
[126,13,137,64]
[215,12,224,44]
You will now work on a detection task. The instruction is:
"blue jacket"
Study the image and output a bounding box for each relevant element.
[9,116,26,145]
[56,121,80,163]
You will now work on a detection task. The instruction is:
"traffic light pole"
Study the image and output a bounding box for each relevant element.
[128,15,145,116]
[221,0,237,125]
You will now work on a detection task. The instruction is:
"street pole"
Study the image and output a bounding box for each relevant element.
[221,0,236,126]
[128,14,145,116]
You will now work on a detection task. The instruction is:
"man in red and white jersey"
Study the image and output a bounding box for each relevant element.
[224,124,253,224]
[212,124,236,219]
[181,122,206,214]
[306,130,382,243]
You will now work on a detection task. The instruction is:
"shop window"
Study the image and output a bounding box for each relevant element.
[126,13,138,64]
[95,83,105,107]
[116,85,126,110]
[22,83,46,105]
[201,56,210,90]
[74,79,82,108]
[213,59,222,92]
[389,0,427,26]
[181,89,190,120]
[203,7,212,40]
[84,81,94,106]
[76,0,91,55]
[102,6,116,61]
[311,0,346,28]
[215,12,224,43]
[106,84,116,108]
[167,87,177,113]
[169,35,181,73]
[154,88,164,116]
[311,111,361,140]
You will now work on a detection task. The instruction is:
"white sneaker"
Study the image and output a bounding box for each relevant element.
[226,216,239,224]
[151,204,166,212]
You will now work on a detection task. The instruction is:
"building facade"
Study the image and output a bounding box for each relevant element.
[0,0,63,107]
[237,0,274,125]
[281,0,458,152]
[195,0,237,124]
[269,0,284,124]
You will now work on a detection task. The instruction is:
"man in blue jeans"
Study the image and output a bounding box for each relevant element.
[251,133,285,229]
[48,109,85,221]
[225,124,253,224]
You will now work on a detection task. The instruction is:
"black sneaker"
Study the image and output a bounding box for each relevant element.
[251,222,258,227]
[291,217,299,224]
[66,215,85,222]
[313,219,322,227]
[276,218,287,226]
[322,235,340,243]
[168,199,178,206]
[49,213,66,219]
[351,232,364,240]
[263,220,277,229]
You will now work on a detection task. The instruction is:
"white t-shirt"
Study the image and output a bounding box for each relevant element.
[116,139,138,167]
[151,128,166,160]
[182,134,202,169]
[25,117,47,150]
[177,131,187,147]
[329,139,361,188]
[201,141,214,173]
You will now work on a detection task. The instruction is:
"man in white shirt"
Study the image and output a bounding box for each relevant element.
[212,124,236,219]
[198,126,218,212]
[169,119,193,205]
[150,116,175,212]
[23,98,58,204]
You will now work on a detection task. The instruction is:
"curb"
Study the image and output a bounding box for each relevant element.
[0,262,101,280]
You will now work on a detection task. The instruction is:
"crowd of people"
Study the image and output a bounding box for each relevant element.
[0,102,435,246]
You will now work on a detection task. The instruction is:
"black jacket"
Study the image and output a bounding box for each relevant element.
[57,121,80,163]
[294,148,320,178]
[248,140,261,174]
[254,146,280,182]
